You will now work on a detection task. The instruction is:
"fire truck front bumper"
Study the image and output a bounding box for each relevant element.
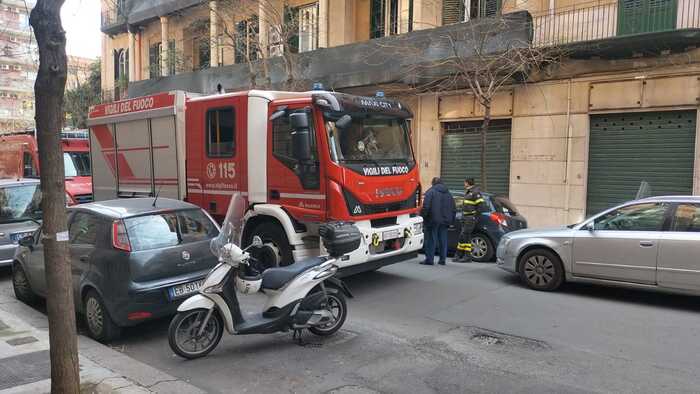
[330,214,424,276]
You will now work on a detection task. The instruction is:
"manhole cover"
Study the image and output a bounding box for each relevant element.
[471,334,502,346]
[6,336,39,346]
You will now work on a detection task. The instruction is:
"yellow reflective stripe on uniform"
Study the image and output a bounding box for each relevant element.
[474,198,485,204]
[463,200,479,205]
[457,243,473,251]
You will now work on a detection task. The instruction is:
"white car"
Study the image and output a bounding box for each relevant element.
[497,196,700,295]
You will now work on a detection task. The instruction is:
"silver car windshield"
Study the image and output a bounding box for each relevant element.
[0,184,41,224]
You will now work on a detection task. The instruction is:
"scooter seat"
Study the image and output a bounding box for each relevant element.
[262,257,327,290]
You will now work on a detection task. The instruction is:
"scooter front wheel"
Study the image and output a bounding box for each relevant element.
[309,291,347,337]
[168,308,224,359]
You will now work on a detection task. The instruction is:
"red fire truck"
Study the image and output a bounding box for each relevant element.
[87,90,423,274]
[0,131,93,205]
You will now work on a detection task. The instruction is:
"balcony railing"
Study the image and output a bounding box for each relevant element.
[101,87,127,104]
[101,8,127,33]
[532,0,700,47]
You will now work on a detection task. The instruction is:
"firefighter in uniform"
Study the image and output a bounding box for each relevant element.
[454,178,486,263]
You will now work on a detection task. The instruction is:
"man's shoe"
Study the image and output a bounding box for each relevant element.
[455,255,472,263]
[438,261,446,265]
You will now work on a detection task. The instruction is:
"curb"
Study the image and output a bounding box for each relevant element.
[0,290,204,394]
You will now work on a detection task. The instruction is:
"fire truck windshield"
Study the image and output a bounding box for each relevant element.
[326,116,413,165]
[63,152,91,178]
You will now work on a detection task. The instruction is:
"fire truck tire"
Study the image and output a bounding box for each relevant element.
[250,222,294,267]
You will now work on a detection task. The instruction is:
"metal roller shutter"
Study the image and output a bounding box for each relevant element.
[587,110,697,215]
[441,119,512,196]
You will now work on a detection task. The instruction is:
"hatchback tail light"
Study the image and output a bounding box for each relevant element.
[112,220,131,252]
[490,212,508,227]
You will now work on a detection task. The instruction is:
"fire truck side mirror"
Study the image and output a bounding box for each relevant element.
[289,112,312,162]
[335,114,352,129]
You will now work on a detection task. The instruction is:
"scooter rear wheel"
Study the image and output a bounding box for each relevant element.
[309,291,347,337]
[169,308,224,359]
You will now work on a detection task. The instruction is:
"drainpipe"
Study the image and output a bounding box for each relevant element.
[563,78,574,220]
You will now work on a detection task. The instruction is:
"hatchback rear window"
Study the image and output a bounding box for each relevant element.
[125,209,218,251]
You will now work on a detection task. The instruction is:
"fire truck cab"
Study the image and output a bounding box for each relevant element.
[87,90,424,274]
[0,131,93,205]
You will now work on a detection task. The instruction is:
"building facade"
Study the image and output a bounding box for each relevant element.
[100,0,700,227]
[0,0,37,133]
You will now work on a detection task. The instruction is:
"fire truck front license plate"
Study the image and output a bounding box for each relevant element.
[382,229,401,241]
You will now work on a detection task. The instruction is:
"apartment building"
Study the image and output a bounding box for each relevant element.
[0,0,37,133]
[101,0,700,227]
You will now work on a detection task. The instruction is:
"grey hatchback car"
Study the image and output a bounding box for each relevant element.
[498,196,700,296]
[0,179,41,266]
[12,198,219,342]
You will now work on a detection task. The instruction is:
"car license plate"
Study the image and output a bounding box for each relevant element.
[11,231,34,244]
[382,229,401,241]
[169,280,204,300]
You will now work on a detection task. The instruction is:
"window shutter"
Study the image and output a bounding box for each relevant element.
[284,5,299,54]
[443,0,466,25]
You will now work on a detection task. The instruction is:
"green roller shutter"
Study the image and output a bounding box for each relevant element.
[587,110,697,215]
[441,119,511,196]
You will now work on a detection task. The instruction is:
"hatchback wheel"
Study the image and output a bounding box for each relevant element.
[519,249,564,291]
[12,264,39,304]
[84,290,121,342]
[471,234,494,262]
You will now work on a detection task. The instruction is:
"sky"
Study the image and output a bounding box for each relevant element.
[61,0,101,59]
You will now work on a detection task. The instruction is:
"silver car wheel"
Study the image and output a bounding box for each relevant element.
[471,236,488,259]
[86,297,104,335]
[523,255,555,287]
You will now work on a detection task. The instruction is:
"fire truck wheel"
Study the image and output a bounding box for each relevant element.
[250,223,294,267]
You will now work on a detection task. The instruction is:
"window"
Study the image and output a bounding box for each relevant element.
[124,209,218,251]
[593,203,667,232]
[273,110,317,165]
[206,108,235,157]
[235,16,260,63]
[671,204,700,232]
[442,0,501,25]
[298,4,318,52]
[197,38,210,70]
[64,152,91,178]
[370,0,385,38]
[22,153,36,178]
[69,213,100,245]
[167,40,176,76]
[149,43,162,78]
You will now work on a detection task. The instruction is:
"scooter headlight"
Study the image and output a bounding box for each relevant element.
[202,283,225,294]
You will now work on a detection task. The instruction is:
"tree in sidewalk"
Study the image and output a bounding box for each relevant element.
[30,1,80,392]
[208,0,305,90]
[384,14,561,191]
[64,59,101,129]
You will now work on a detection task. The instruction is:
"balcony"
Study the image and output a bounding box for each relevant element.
[101,8,127,35]
[532,0,700,56]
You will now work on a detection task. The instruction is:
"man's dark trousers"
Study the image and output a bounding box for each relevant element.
[424,223,449,264]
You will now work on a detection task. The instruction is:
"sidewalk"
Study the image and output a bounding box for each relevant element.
[0,290,205,394]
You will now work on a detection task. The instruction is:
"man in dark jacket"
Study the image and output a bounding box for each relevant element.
[420,177,456,265]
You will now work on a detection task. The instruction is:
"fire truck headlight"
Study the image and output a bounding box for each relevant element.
[412,222,423,235]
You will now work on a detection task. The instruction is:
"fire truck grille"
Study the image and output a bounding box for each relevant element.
[343,188,418,217]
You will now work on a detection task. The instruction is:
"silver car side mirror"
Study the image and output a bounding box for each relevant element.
[583,222,595,231]
[251,236,263,248]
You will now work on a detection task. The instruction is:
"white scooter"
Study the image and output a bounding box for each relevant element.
[168,192,358,359]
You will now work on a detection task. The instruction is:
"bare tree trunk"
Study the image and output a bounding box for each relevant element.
[30,2,80,393]
[480,103,491,191]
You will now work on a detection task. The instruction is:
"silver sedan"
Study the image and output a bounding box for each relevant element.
[497,196,700,295]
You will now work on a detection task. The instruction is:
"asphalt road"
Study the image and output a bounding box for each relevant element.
[4,259,700,393]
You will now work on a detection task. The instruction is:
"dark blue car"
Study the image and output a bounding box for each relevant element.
[447,192,527,262]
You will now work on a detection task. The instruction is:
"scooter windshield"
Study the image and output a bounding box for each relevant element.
[210,192,246,259]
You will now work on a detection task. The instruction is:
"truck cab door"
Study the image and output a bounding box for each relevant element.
[267,106,326,223]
